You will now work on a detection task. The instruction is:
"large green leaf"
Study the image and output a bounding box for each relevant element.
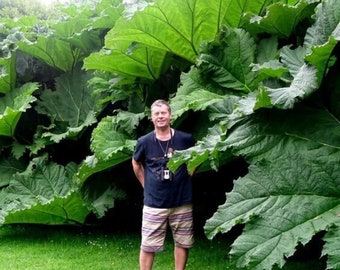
[35,70,99,142]
[304,0,340,83]
[323,226,340,270]
[75,154,132,187]
[0,156,89,225]
[0,16,39,33]
[171,89,226,121]
[50,18,103,57]
[205,106,340,269]
[91,0,124,29]
[107,0,228,62]
[265,64,318,109]
[75,111,143,186]
[84,0,233,79]
[169,0,338,178]
[206,154,340,270]
[168,25,262,122]
[244,0,318,38]
[0,56,16,94]
[0,157,26,188]
[85,0,304,81]
[4,193,88,225]
[90,113,139,161]
[0,82,38,137]
[222,0,304,28]
[80,173,126,218]
[198,27,258,92]
[17,36,77,72]
[84,43,168,80]
[225,106,340,161]
[168,123,231,173]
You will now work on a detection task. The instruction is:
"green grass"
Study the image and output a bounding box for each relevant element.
[0,225,325,270]
[0,225,229,270]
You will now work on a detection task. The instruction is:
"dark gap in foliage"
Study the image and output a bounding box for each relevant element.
[322,42,340,119]
[16,52,61,84]
[282,231,327,270]
[158,67,182,97]
[98,100,124,118]
[104,161,143,232]
[174,110,213,140]
[84,160,143,233]
[192,157,249,236]
[135,116,152,138]
[14,107,49,146]
[47,128,93,165]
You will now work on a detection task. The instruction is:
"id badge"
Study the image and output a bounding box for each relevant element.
[163,169,170,180]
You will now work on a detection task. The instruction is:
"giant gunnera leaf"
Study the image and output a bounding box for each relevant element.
[205,106,340,270]
[0,82,38,137]
[76,111,141,186]
[0,156,89,225]
[84,0,231,80]
[35,70,100,143]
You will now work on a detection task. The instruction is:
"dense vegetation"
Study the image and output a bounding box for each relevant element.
[0,0,54,19]
[0,0,339,269]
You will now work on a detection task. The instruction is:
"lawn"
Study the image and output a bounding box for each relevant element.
[0,225,325,270]
[0,225,230,270]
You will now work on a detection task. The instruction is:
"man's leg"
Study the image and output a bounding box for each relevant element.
[140,206,168,269]
[174,246,188,270]
[139,250,155,270]
[169,204,194,270]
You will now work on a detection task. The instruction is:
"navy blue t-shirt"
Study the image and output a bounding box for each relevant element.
[133,130,195,208]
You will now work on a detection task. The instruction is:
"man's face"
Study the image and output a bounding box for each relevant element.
[151,104,171,129]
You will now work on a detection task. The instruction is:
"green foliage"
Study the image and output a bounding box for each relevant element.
[0,83,38,137]
[0,157,26,188]
[0,156,89,225]
[84,0,231,79]
[205,107,340,269]
[0,56,16,93]
[0,0,340,269]
[167,0,340,269]
[243,0,318,38]
[75,111,143,186]
[0,0,50,19]
[35,71,100,143]
[18,37,79,72]
[0,0,123,223]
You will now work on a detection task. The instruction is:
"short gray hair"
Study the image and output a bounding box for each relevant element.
[151,99,171,113]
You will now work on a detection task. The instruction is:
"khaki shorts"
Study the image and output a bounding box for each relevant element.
[141,204,194,252]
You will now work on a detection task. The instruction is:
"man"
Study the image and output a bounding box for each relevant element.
[132,99,195,270]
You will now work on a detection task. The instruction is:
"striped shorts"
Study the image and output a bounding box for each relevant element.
[141,204,194,252]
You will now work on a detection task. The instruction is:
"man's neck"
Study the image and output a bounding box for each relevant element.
[155,127,173,141]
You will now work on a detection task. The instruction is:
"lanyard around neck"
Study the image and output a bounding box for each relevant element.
[156,129,172,157]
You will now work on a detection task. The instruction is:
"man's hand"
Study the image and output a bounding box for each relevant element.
[132,158,145,187]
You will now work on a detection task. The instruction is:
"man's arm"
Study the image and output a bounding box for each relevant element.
[132,158,145,188]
